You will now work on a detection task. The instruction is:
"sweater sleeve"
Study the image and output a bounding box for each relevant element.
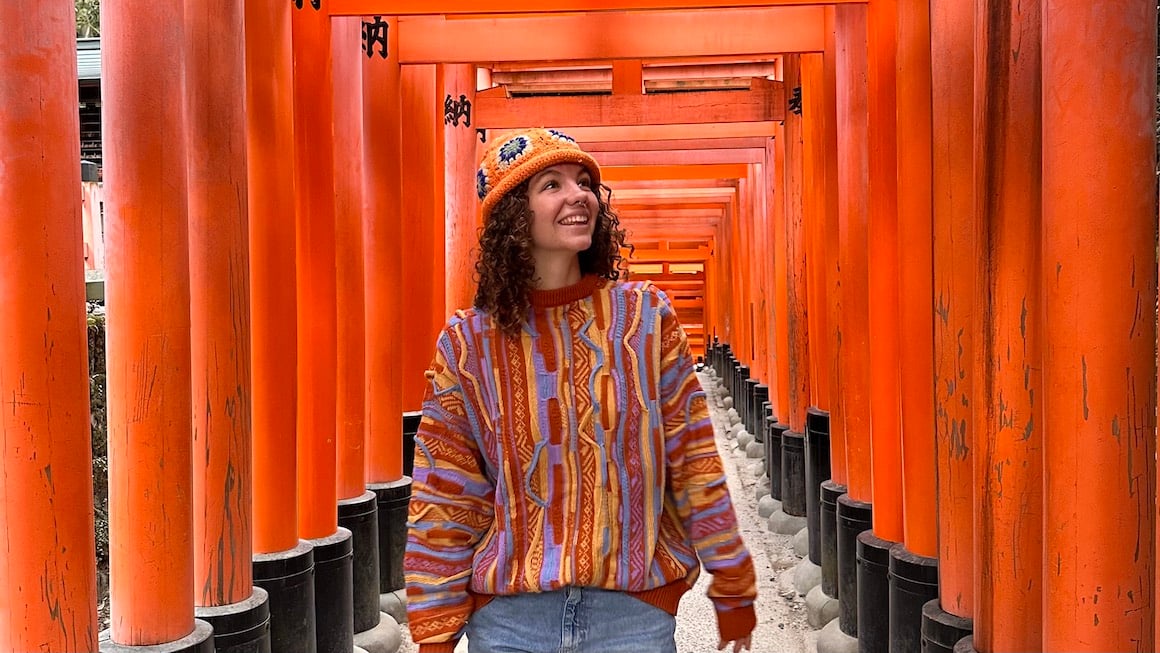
[405,326,495,653]
[654,289,758,644]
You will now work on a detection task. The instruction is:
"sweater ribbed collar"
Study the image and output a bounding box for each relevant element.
[528,274,603,308]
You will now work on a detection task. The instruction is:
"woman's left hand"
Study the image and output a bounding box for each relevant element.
[718,635,752,652]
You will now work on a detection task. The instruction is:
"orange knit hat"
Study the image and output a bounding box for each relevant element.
[476,128,602,222]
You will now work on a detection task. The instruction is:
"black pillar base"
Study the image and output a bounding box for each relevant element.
[921,599,973,653]
[253,540,316,653]
[310,529,354,653]
[338,491,381,634]
[805,408,831,566]
[837,494,873,637]
[752,384,769,442]
[369,477,413,593]
[402,412,422,479]
[889,545,939,653]
[856,532,894,653]
[766,421,787,500]
[820,480,845,598]
[100,621,215,653]
[196,588,271,653]
[780,430,807,517]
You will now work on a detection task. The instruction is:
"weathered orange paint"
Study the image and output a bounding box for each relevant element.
[834,3,871,501]
[865,0,903,543]
[442,64,479,314]
[782,55,810,434]
[363,16,406,484]
[971,0,1043,647]
[245,0,299,555]
[393,9,826,63]
[735,181,755,375]
[333,17,368,500]
[186,0,253,604]
[821,7,847,485]
[401,65,446,410]
[474,80,785,128]
[930,0,975,618]
[895,0,937,558]
[800,53,829,412]
[0,3,98,648]
[1041,2,1156,649]
[292,3,339,540]
[103,0,195,641]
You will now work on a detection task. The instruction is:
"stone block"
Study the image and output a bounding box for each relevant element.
[793,558,823,596]
[806,585,840,630]
[354,613,402,653]
[769,509,808,535]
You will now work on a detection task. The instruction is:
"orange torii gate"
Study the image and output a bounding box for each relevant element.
[1,2,1157,653]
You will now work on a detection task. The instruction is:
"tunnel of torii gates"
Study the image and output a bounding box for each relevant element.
[1,0,1157,652]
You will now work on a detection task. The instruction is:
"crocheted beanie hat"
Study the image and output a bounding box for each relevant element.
[476,128,602,223]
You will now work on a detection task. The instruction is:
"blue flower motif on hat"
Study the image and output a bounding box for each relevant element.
[476,167,490,200]
[495,135,531,171]
[547,129,577,145]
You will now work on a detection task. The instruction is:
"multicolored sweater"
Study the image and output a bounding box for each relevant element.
[404,275,757,653]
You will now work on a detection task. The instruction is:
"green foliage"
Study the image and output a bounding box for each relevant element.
[87,302,108,626]
[76,0,99,37]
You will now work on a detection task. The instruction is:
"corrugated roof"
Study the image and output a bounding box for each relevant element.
[78,38,100,81]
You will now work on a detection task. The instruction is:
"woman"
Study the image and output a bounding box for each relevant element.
[405,128,757,653]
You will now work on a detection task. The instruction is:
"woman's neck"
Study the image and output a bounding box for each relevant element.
[533,255,582,290]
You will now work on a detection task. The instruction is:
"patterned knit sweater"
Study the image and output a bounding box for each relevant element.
[404,275,758,652]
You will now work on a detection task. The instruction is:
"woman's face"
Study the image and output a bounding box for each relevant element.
[526,163,598,260]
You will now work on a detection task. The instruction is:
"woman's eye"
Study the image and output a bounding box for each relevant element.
[578,178,591,188]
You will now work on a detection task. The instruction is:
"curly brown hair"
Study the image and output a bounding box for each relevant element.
[473,180,630,334]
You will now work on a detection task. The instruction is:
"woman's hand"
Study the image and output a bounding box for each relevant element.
[718,635,752,652]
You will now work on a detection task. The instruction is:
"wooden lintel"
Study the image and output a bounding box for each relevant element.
[593,148,766,167]
[614,179,737,190]
[601,163,750,182]
[583,137,769,151]
[329,1,857,17]
[475,81,784,128]
[392,8,825,63]
[551,122,780,141]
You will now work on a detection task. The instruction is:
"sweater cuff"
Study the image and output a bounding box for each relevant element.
[715,603,757,643]
[418,642,460,653]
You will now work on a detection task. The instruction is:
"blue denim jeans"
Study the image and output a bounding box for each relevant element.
[466,587,678,653]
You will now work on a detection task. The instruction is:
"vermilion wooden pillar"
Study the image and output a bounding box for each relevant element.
[186,0,254,608]
[363,16,405,485]
[104,0,199,644]
[834,3,872,504]
[333,16,368,501]
[1041,2,1157,649]
[757,162,775,387]
[0,3,98,648]
[103,0,202,644]
[400,64,445,410]
[245,0,299,558]
[822,6,848,486]
[292,6,354,651]
[896,0,938,560]
[930,0,976,624]
[800,53,830,413]
[770,147,792,423]
[782,56,810,432]
[970,0,1044,649]
[292,0,339,543]
[441,63,478,314]
[866,0,903,544]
